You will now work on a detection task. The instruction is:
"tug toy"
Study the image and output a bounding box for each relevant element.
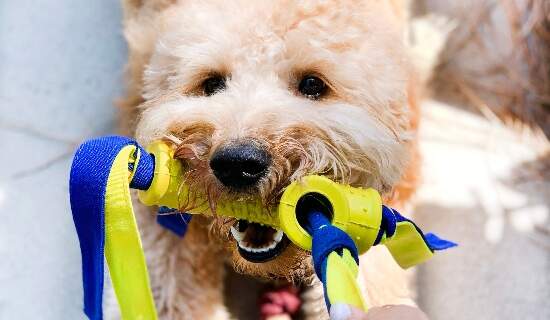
[70,136,455,320]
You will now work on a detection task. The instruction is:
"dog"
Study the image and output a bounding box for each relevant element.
[107,0,421,319]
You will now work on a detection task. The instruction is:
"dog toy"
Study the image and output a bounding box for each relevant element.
[70,136,455,320]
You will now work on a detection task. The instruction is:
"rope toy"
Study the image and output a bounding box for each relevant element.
[69,136,456,320]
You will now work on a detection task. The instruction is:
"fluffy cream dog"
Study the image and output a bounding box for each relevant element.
[108,0,420,319]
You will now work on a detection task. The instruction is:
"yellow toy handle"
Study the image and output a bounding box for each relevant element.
[139,141,383,255]
[70,137,453,320]
[137,141,373,312]
[135,141,455,313]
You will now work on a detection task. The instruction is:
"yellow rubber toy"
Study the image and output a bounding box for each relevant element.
[71,137,452,320]
[139,141,383,255]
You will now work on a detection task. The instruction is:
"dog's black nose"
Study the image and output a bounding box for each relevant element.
[210,141,271,189]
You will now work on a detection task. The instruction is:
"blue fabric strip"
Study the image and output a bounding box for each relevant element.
[320,258,330,309]
[130,148,154,190]
[374,205,457,251]
[69,136,155,320]
[424,233,457,250]
[307,211,359,281]
[156,207,192,237]
[373,205,398,246]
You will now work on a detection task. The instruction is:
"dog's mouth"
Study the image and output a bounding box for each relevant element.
[230,220,290,263]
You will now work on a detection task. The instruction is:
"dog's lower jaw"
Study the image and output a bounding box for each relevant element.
[228,242,314,282]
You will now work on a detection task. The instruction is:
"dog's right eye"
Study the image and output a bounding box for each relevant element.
[202,75,226,96]
[298,75,327,100]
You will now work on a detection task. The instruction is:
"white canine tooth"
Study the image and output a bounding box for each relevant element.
[230,226,244,242]
[273,230,283,243]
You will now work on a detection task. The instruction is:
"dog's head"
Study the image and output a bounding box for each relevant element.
[131,0,414,281]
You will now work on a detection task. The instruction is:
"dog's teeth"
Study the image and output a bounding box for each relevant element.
[230,226,244,242]
[265,241,277,250]
[238,240,278,253]
[273,230,283,242]
[235,228,285,253]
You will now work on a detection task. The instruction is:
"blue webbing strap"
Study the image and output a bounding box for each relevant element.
[157,206,193,237]
[306,207,456,310]
[373,206,457,250]
[307,211,359,309]
[69,136,154,320]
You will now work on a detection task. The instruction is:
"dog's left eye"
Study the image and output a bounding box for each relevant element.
[202,75,226,96]
[298,76,327,100]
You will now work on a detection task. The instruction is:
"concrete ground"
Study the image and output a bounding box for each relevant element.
[0,1,548,319]
[415,101,549,320]
[0,1,124,319]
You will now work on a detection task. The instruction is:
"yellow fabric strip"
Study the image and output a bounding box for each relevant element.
[104,145,158,320]
[325,249,367,311]
[383,222,434,269]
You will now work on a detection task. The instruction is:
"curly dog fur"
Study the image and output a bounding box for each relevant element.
[106,1,421,319]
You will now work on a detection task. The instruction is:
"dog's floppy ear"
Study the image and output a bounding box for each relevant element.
[119,0,180,133]
[121,0,186,63]
[121,0,166,55]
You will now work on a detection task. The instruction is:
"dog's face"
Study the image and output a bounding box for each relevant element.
[134,0,413,281]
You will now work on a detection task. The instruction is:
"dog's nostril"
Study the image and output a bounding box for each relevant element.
[241,159,267,177]
[209,141,271,189]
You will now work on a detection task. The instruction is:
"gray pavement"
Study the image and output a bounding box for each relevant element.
[415,101,550,320]
[0,1,125,319]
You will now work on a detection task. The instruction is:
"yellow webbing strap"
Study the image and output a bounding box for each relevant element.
[104,145,157,319]
[383,222,434,269]
[325,249,366,311]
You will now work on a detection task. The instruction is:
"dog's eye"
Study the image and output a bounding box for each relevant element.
[298,76,327,100]
[202,75,226,96]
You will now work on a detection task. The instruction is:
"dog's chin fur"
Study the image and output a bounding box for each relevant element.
[113,0,420,319]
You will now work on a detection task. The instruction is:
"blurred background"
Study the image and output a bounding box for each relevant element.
[0,0,548,319]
